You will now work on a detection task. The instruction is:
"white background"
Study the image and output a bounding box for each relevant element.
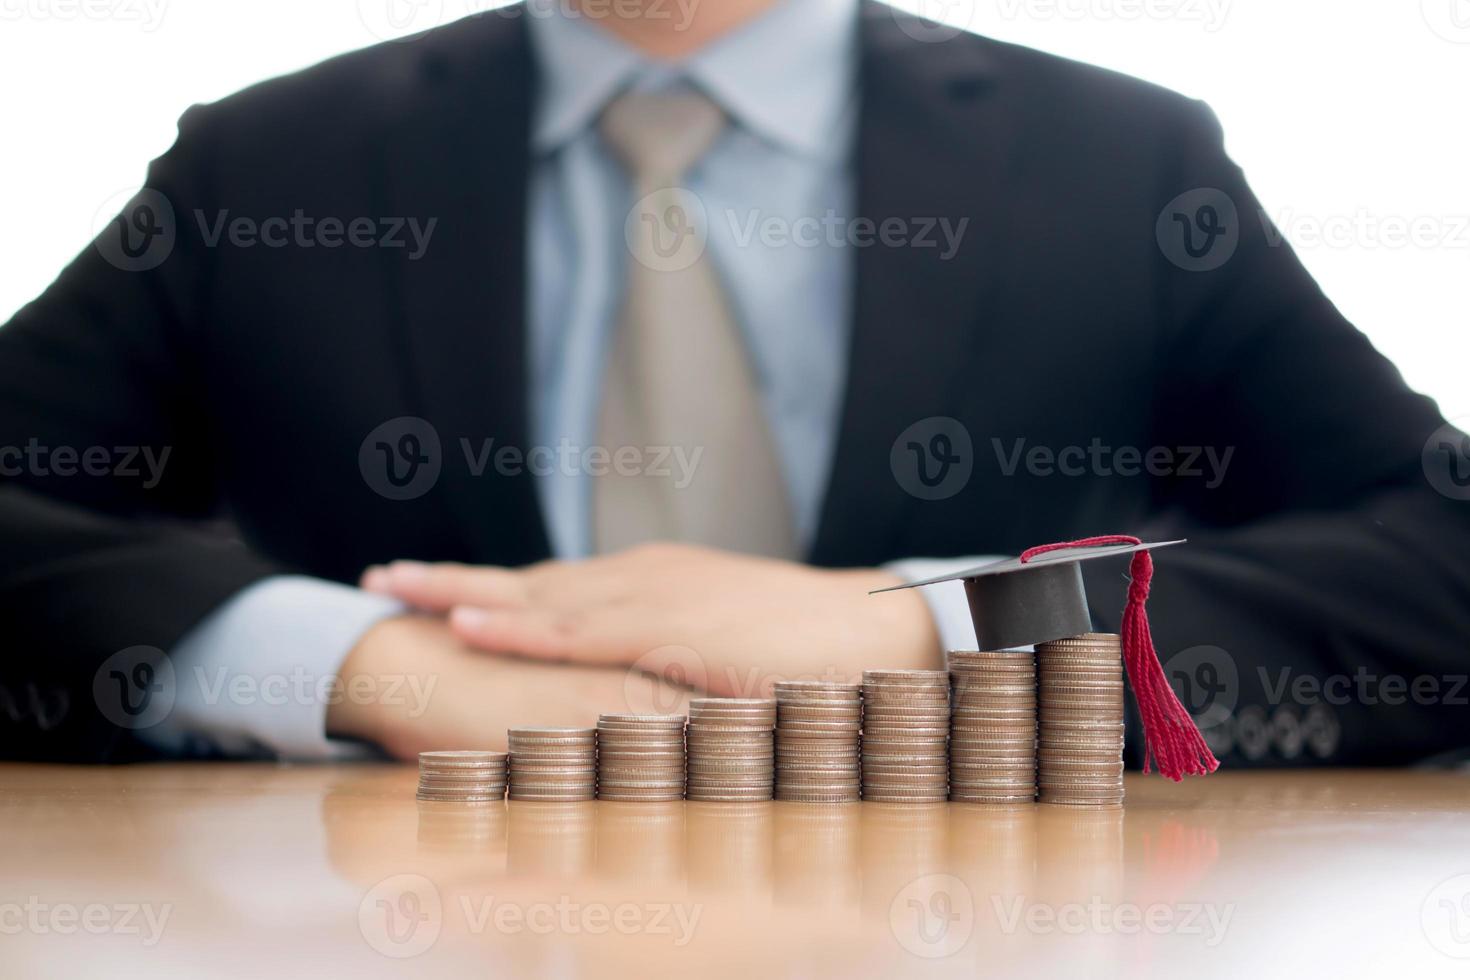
[0,0,1465,416]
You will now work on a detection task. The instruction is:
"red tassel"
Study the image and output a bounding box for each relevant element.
[1020,535,1219,781]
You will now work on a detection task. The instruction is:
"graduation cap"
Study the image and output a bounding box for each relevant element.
[873,534,1219,780]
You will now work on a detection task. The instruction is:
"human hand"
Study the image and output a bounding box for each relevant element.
[359,543,941,698]
[325,613,693,760]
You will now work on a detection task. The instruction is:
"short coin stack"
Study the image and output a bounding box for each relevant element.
[861,670,950,802]
[507,727,598,802]
[774,681,862,803]
[595,713,687,802]
[416,750,508,802]
[1037,633,1126,806]
[949,650,1037,803]
[685,698,776,802]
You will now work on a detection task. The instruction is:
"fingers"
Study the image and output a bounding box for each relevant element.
[360,561,529,613]
[448,606,580,661]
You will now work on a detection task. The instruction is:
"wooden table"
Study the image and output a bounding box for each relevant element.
[3,765,1468,977]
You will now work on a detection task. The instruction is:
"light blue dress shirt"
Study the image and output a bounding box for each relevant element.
[146,0,983,760]
[527,0,859,555]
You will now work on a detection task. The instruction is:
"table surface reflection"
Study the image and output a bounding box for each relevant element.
[2,765,1469,977]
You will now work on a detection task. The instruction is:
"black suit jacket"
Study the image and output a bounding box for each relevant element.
[3,2,1467,763]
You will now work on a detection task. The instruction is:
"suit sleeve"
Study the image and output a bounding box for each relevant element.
[1085,100,1470,769]
[0,105,284,762]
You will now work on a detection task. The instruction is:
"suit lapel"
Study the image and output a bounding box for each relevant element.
[375,13,551,564]
[810,3,1019,566]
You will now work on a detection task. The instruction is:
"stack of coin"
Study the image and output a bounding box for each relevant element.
[415,750,508,803]
[861,669,950,802]
[595,713,687,802]
[949,650,1037,803]
[507,727,598,802]
[1037,633,1125,806]
[685,698,776,802]
[774,681,862,803]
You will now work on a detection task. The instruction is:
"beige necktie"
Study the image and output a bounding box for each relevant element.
[594,91,797,559]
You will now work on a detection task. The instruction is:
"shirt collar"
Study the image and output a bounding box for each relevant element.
[528,0,859,162]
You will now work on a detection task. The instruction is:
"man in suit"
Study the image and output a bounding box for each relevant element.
[2,0,1467,765]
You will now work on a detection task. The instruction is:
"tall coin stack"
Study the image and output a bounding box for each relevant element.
[507,727,598,802]
[416,750,508,803]
[595,713,687,802]
[949,650,1037,803]
[685,698,776,802]
[773,681,862,803]
[1037,633,1126,806]
[861,669,950,802]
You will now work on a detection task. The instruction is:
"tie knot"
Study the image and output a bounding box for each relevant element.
[599,90,726,185]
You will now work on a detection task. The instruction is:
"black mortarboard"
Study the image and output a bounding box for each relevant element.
[871,539,1185,651]
[872,535,1218,780]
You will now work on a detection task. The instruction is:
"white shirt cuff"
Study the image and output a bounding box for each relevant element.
[136,576,405,760]
[882,556,1006,657]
